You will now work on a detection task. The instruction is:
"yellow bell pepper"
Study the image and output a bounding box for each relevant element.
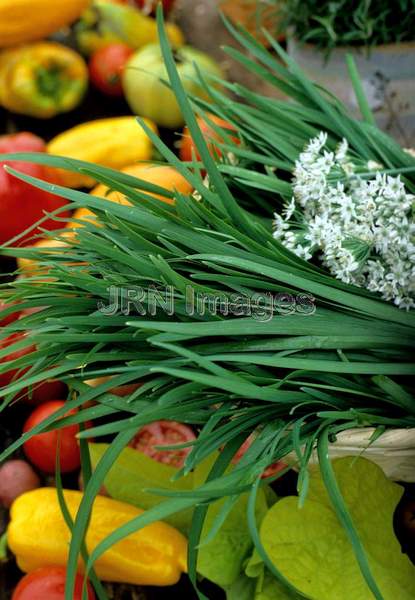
[16,238,70,276]
[75,1,184,57]
[0,42,88,119]
[95,1,184,50]
[47,116,157,188]
[8,487,187,586]
[0,0,89,48]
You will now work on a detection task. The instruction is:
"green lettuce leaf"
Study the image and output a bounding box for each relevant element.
[193,452,269,588]
[225,572,257,600]
[246,551,302,599]
[197,491,268,588]
[255,572,303,600]
[260,456,415,600]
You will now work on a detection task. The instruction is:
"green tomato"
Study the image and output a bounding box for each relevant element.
[122,44,224,129]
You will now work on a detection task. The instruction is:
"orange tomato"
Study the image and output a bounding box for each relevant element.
[180,114,239,163]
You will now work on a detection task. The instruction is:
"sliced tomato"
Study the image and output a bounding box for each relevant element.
[233,434,287,479]
[129,420,196,468]
[12,567,95,600]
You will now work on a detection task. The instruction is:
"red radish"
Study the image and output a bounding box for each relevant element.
[0,459,40,508]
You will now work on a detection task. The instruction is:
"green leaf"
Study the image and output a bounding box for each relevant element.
[88,443,194,532]
[259,457,415,600]
[255,571,303,600]
[225,572,257,600]
[195,454,269,588]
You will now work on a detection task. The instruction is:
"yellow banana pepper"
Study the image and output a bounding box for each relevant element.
[47,116,157,188]
[8,487,187,586]
[0,42,87,119]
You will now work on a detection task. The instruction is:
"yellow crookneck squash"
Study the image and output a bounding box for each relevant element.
[47,117,158,188]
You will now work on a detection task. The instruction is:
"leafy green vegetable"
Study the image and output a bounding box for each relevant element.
[246,551,303,599]
[197,491,268,588]
[280,0,415,51]
[225,572,257,600]
[89,443,194,532]
[259,457,415,600]
[1,11,415,600]
[89,443,268,587]
[255,571,303,600]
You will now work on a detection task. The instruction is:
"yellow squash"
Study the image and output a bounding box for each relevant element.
[8,487,188,586]
[47,116,157,188]
[0,0,90,47]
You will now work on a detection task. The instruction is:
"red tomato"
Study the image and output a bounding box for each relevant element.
[0,301,21,327]
[180,114,239,163]
[0,132,70,245]
[0,132,45,154]
[129,420,196,468]
[117,0,175,15]
[12,567,95,600]
[23,400,81,473]
[0,331,66,403]
[0,332,35,388]
[89,43,134,96]
[233,434,287,479]
[25,379,67,405]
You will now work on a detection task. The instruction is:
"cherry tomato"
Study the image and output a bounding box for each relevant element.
[89,43,134,96]
[0,132,70,245]
[12,567,95,600]
[129,420,196,468]
[180,114,239,163]
[23,400,81,473]
[232,434,287,479]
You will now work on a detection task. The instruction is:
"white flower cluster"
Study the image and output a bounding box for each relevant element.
[273,132,415,309]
